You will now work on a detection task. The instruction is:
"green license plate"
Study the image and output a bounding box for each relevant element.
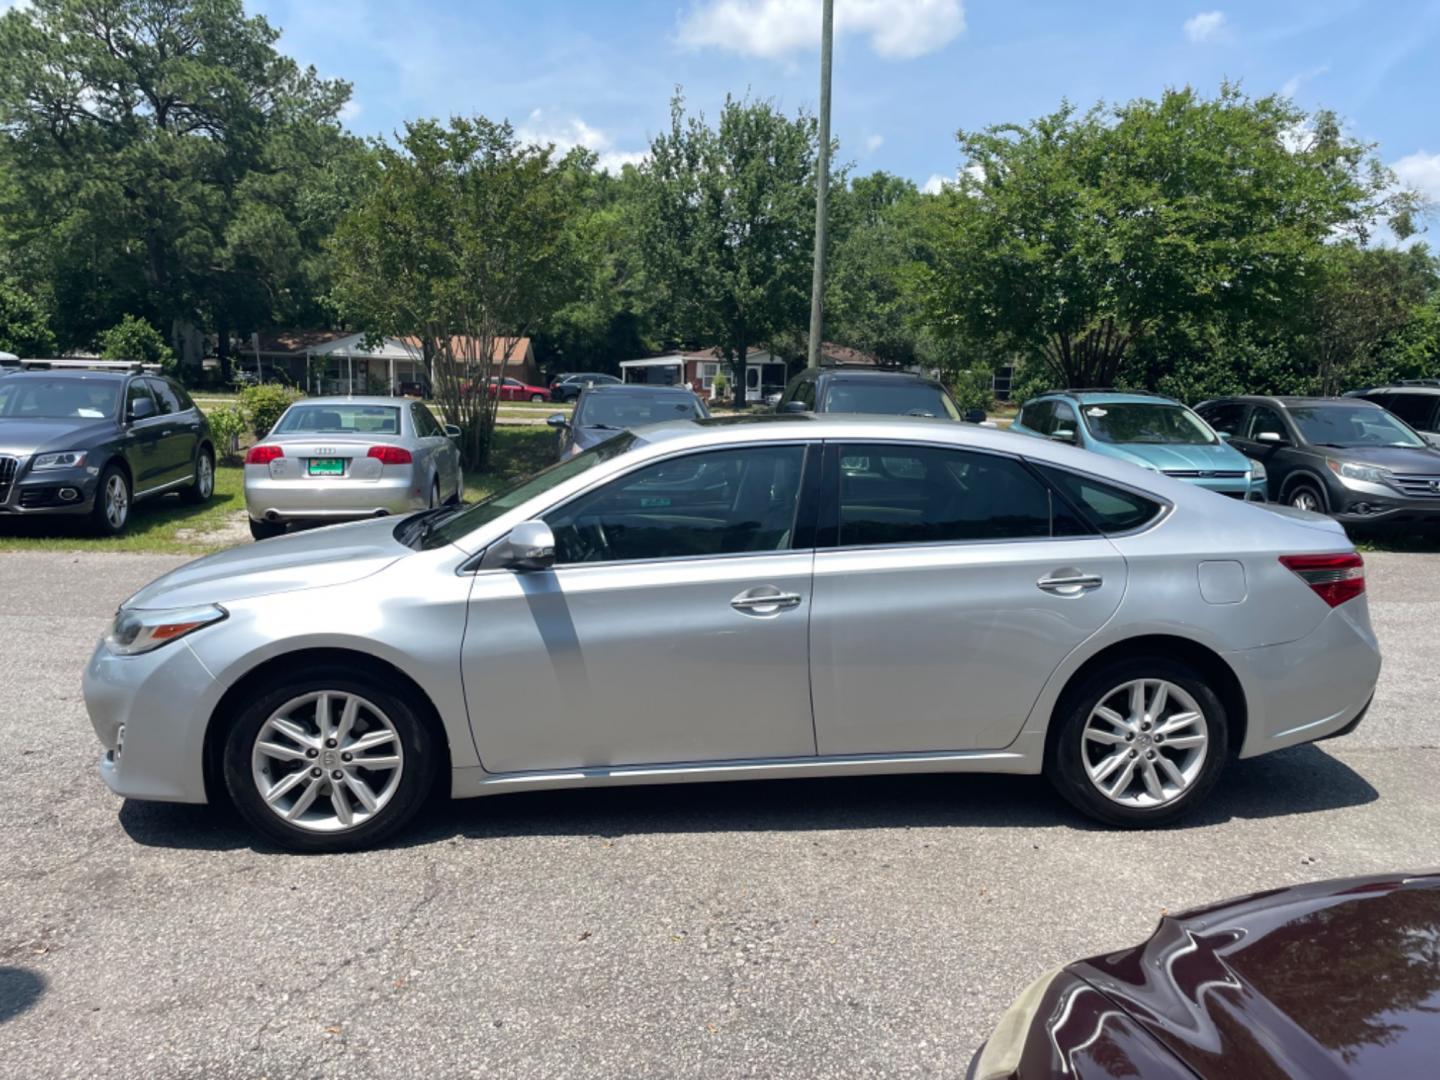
[308,458,345,476]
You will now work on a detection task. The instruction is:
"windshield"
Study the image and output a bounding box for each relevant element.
[822,381,960,419]
[274,404,401,435]
[1289,404,1426,448]
[1082,402,1217,445]
[576,393,704,428]
[0,378,119,420]
[417,431,642,549]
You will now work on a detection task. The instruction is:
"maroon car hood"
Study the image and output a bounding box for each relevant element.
[1069,873,1440,1079]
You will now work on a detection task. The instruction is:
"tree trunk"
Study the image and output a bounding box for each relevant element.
[732,340,748,410]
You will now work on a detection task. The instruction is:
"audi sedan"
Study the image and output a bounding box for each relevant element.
[86,415,1380,852]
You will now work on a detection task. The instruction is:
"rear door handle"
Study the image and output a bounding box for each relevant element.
[731,588,803,614]
[1037,572,1103,595]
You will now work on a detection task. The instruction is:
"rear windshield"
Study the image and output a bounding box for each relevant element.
[576,393,704,428]
[1082,402,1216,445]
[274,404,401,436]
[822,381,960,419]
[0,378,120,420]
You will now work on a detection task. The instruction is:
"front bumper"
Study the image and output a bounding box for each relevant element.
[0,460,99,517]
[1332,497,1440,527]
[84,636,217,803]
[245,469,425,523]
[1225,599,1381,758]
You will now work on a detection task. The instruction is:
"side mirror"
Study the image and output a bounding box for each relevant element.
[1049,428,1077,444]
[546,413,569,429]
[483,520,555,572]
[444,424,462,439]
[129,397,156,422]
[1256,431,1286,444]
[780,400,808,414]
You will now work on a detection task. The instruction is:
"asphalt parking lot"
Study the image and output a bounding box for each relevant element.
[2,549,1437,1079]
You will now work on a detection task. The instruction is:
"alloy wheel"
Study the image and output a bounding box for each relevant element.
[1290,489,1319,512]
[197,454,214,498]
[250,691,404,833]
[105,474,129,529]
[1081,678,1209,808]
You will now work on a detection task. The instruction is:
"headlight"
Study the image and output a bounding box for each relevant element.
[1327,459,1395,488]
[106,604,227,656]
[33,450,87,470]
[1249,460,1267,483]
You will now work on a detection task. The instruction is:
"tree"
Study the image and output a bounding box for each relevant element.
[916,85,1419,390]
[0,275,56,356]
[330,117,582,465]
[635,93,822,408]
[99,314,174,369]
[0,0,359,368]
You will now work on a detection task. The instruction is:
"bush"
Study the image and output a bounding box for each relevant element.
[239,382,304,437]
[206,405,249,465]
[99,315,174,372]
[946,369,994,414]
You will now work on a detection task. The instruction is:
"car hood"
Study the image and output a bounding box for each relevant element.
[1068,872,1440,1079]
[1320,445,1440,471]
[573,425,623,449]
[1101,440,1251,473]
[123,515,413,609]
[0,417,116,457]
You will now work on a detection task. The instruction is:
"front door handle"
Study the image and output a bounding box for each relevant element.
[1037,571,1103,596]
[731,587,803,615]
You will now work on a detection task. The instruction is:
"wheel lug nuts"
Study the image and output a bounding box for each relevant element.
[1125,733,1134,742]
[1128,749,1137,758]
[1146,751,1156,760]
[310,767,322,777]
[325,738,338,748]
[306,748,319,758]
[341,752,352,762]
[331,769,343,780]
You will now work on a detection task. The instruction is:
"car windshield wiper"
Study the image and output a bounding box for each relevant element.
[584,423,621,430]
[395,504,465,548]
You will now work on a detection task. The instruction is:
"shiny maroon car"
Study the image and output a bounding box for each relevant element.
[970,872,1440,1079]
[487,376,550,402]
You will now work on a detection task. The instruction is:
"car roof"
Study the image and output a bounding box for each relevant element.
[1,369,133,383]
[1205,395,1384,409]
[581,384,697,396]
[286,395,413,407]
[1356,384,1440,395]
[812,368,941,384]
[1042,390,1180,406]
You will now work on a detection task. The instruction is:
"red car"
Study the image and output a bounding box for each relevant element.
[488,377,550,402]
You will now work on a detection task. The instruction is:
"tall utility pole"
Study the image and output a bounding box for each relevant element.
[806,0,834,371]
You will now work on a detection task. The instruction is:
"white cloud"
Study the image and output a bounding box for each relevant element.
[921,173,949,195]
[1183,10,1228,43]
[338,99,363,122]
[1280,64,1329,99]
[864,133,884,153]
[516,109,647,173]
[678,0,965,60]
[1393,150,1440,203]
[0,0,34,13]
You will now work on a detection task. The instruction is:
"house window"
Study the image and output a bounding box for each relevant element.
[699,363,720,390]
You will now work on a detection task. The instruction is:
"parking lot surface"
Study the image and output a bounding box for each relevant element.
[2,549,1437,1078]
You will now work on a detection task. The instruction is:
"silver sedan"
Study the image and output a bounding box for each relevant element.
[244,396,463,541]
[86,416,1380,851]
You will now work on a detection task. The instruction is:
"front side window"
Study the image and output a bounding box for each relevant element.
[1036,465,1164,535]
[822,381,960,419]
[126,379,156,418]
[546,445,806,564]
[1288,404,1425,448]
[411,403,442,437]
[275,404,400,435]
[0,378,120,419]
[835,444,1065,546]
[1021,400,1055,435]
[1053,402,1079,437]
[1081,402,1216,445]
[1197,401,1247,436]
[1247,406,1288,442]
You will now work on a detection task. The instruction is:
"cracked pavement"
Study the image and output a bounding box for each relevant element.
[1,548,1437,1078]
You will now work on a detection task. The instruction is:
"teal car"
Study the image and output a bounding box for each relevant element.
[1010,390,1266,501]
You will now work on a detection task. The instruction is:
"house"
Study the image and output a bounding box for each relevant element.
[619,347,788,402]
[245,331,537,395]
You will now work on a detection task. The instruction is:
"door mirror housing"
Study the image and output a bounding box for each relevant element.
[1256,431,1287,444]
[483,520,555,572]
[962,408,988,424]
[444,424,462,439]
[780,400,808,414]
[545,413,569,429]
[1049,428,1077,444]
[128,397,156,422]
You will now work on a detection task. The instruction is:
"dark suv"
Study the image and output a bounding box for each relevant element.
[1195,395,1440,530]
[0,369,215,535]
[1345,384,1440,440]
[776,367,960,418]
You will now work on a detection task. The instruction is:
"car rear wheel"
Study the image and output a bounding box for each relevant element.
[1046,656,1229,827]
[90,464,131,536]
[1287,482,1326,514]
[449,467,464,506]
[248,518,285,541]
[530,393,545,403]
[181,448,214,504]
[223,670,439,852]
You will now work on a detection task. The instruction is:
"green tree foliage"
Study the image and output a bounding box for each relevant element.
[99,314,175,370]
[0,0,365,368]
[238,382,302,438]
[330,117,582,464]
[204,403,248,463]
[635,93,822,407]
[0,275,56,356]
[915,85,1420,391]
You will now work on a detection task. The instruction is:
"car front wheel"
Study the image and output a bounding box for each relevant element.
[91,464,131,536]
[1287,482,1326,514]
[1046,656,1229,827]
[530,393,545,402]
[223,670,439,852]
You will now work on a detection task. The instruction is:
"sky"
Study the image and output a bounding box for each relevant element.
[248,0,1440,208]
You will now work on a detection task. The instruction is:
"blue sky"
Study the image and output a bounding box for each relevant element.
[250,0,1440,205]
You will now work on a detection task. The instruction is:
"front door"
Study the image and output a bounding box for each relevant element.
[146,377,197,486]
[809,442,1127,754]
[122,379,169,490]
[461,442,818,773]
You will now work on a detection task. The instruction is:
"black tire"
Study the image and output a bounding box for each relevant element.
[181,447,215,505]
[1045,655,1230,828]
[90,463,132,536]
[222,667,440,853]
[429,477,441,509]
[530,393,545,403]
[248,518,286,541]
[448,467,464,506]
[1286,480,1327,514]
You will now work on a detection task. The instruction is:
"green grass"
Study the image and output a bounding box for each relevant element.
[464,427,555,502]
[0,464,249,555]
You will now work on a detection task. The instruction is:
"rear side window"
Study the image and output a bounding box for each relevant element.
[835,444,1078,546]
[1037,466,1164,535]
[147,378,181,415]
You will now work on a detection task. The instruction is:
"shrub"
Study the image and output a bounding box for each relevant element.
[239,382,304,437]
[99,315,174,372]
[206,405,249,465]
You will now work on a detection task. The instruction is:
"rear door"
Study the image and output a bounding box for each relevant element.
[809,441,1126,754]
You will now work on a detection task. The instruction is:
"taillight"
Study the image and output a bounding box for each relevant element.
[367,446,413,465]
[245,445,283,465]
[1279,552,1365,607]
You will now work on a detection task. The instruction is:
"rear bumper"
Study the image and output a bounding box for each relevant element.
[245,470,424,522]
[1225,599,1381,758]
